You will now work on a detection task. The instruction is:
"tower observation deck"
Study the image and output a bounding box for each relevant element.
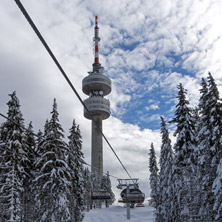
[82,16,112,184]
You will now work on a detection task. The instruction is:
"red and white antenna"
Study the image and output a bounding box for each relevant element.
[94,16,100,64]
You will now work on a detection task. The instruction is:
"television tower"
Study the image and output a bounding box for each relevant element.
[82,16,112,184]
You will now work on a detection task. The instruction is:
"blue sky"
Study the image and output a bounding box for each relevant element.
[0,0,222,198]
[112,55,196,130]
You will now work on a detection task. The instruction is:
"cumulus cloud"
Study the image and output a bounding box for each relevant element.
[103,117,162,197]
[145,104,159,111]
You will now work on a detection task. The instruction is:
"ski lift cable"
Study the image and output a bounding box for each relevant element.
[83,161,119,179]
[0,112,40,156]
[0,112,119,179]
[13,0,132,180]
[0,113,38,137]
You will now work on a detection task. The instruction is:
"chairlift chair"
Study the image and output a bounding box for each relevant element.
[118,188,145,204]
[116,178,145,205]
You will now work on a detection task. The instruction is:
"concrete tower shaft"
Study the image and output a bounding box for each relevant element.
[91,116,103,182]
[82,16,112,184]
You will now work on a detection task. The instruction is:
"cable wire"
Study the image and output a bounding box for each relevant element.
[83,161,119,179]
[0,113,38,137]
[13,0,132,179]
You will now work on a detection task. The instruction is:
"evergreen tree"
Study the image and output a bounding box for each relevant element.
[208,73,222,221]
[101,172,115,207]
[83,168,92,211]
[213,159,222,221]
[91,172,101,208]
[207,73,222,166]
[36,130,43,153]
[148,143,159,209]
[197,77,214,220]
[157,116,174,222]
[22,122,36,222]
[33,129,44,221]
[170,83,197,221]
[0,92,28,221]
[34,99,71,221]
[198,78,208,131]
[197,73,222,220]
[67,120,85,222]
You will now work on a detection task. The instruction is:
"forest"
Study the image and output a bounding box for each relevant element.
[149,73,222,222]
[0,95,114,222]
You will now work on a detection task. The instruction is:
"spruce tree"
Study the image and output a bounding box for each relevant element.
[213,159,222,221]
[197,73,222,220]
[22,122,36,222]
[197,77,214,220]
[34,99,71,221]
[33,129,44,221]
[67,120,85,222]
[170,83,197,221]
[207,73,222,221]
[36,130,43,153]
[101,172,115,207]
[148,143,159,209]
[83,168,92,211]
[207,73,222,166]
[91,172,101,208]
[0,92,28,222]
[157,116,174,221]
[106,174,115,206]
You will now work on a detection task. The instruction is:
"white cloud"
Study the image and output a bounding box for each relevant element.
[145,104,159,111]
[103,117,161,197]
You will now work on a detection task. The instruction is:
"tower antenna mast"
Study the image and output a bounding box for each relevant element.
[94,16,100,64]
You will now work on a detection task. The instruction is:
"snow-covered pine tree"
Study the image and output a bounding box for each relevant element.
[148,143,159,210]
[83,168,92,211]
[213,159,222,221]
[36,130,43,153]
[67,120,85,222]
[0,91,28,222]
[0,118,4,220]
[106,173,115,206]
[170,83,198,221]
[22,122,36,222]
[197,78,208,133]
[36,120,49,157]
[34,99,71,221]
[190,107,203,219]
[197,73,222,221]
[207,73,222,167]
[207,73,222,221]
[101,172,115,207]
[32,129,44,221]
[91,172,101,208]
[157,116,174,222]
[0,126,3,220]
[196,77,214,220]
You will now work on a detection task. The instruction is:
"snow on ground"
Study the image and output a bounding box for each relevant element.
[84,205,155,222]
